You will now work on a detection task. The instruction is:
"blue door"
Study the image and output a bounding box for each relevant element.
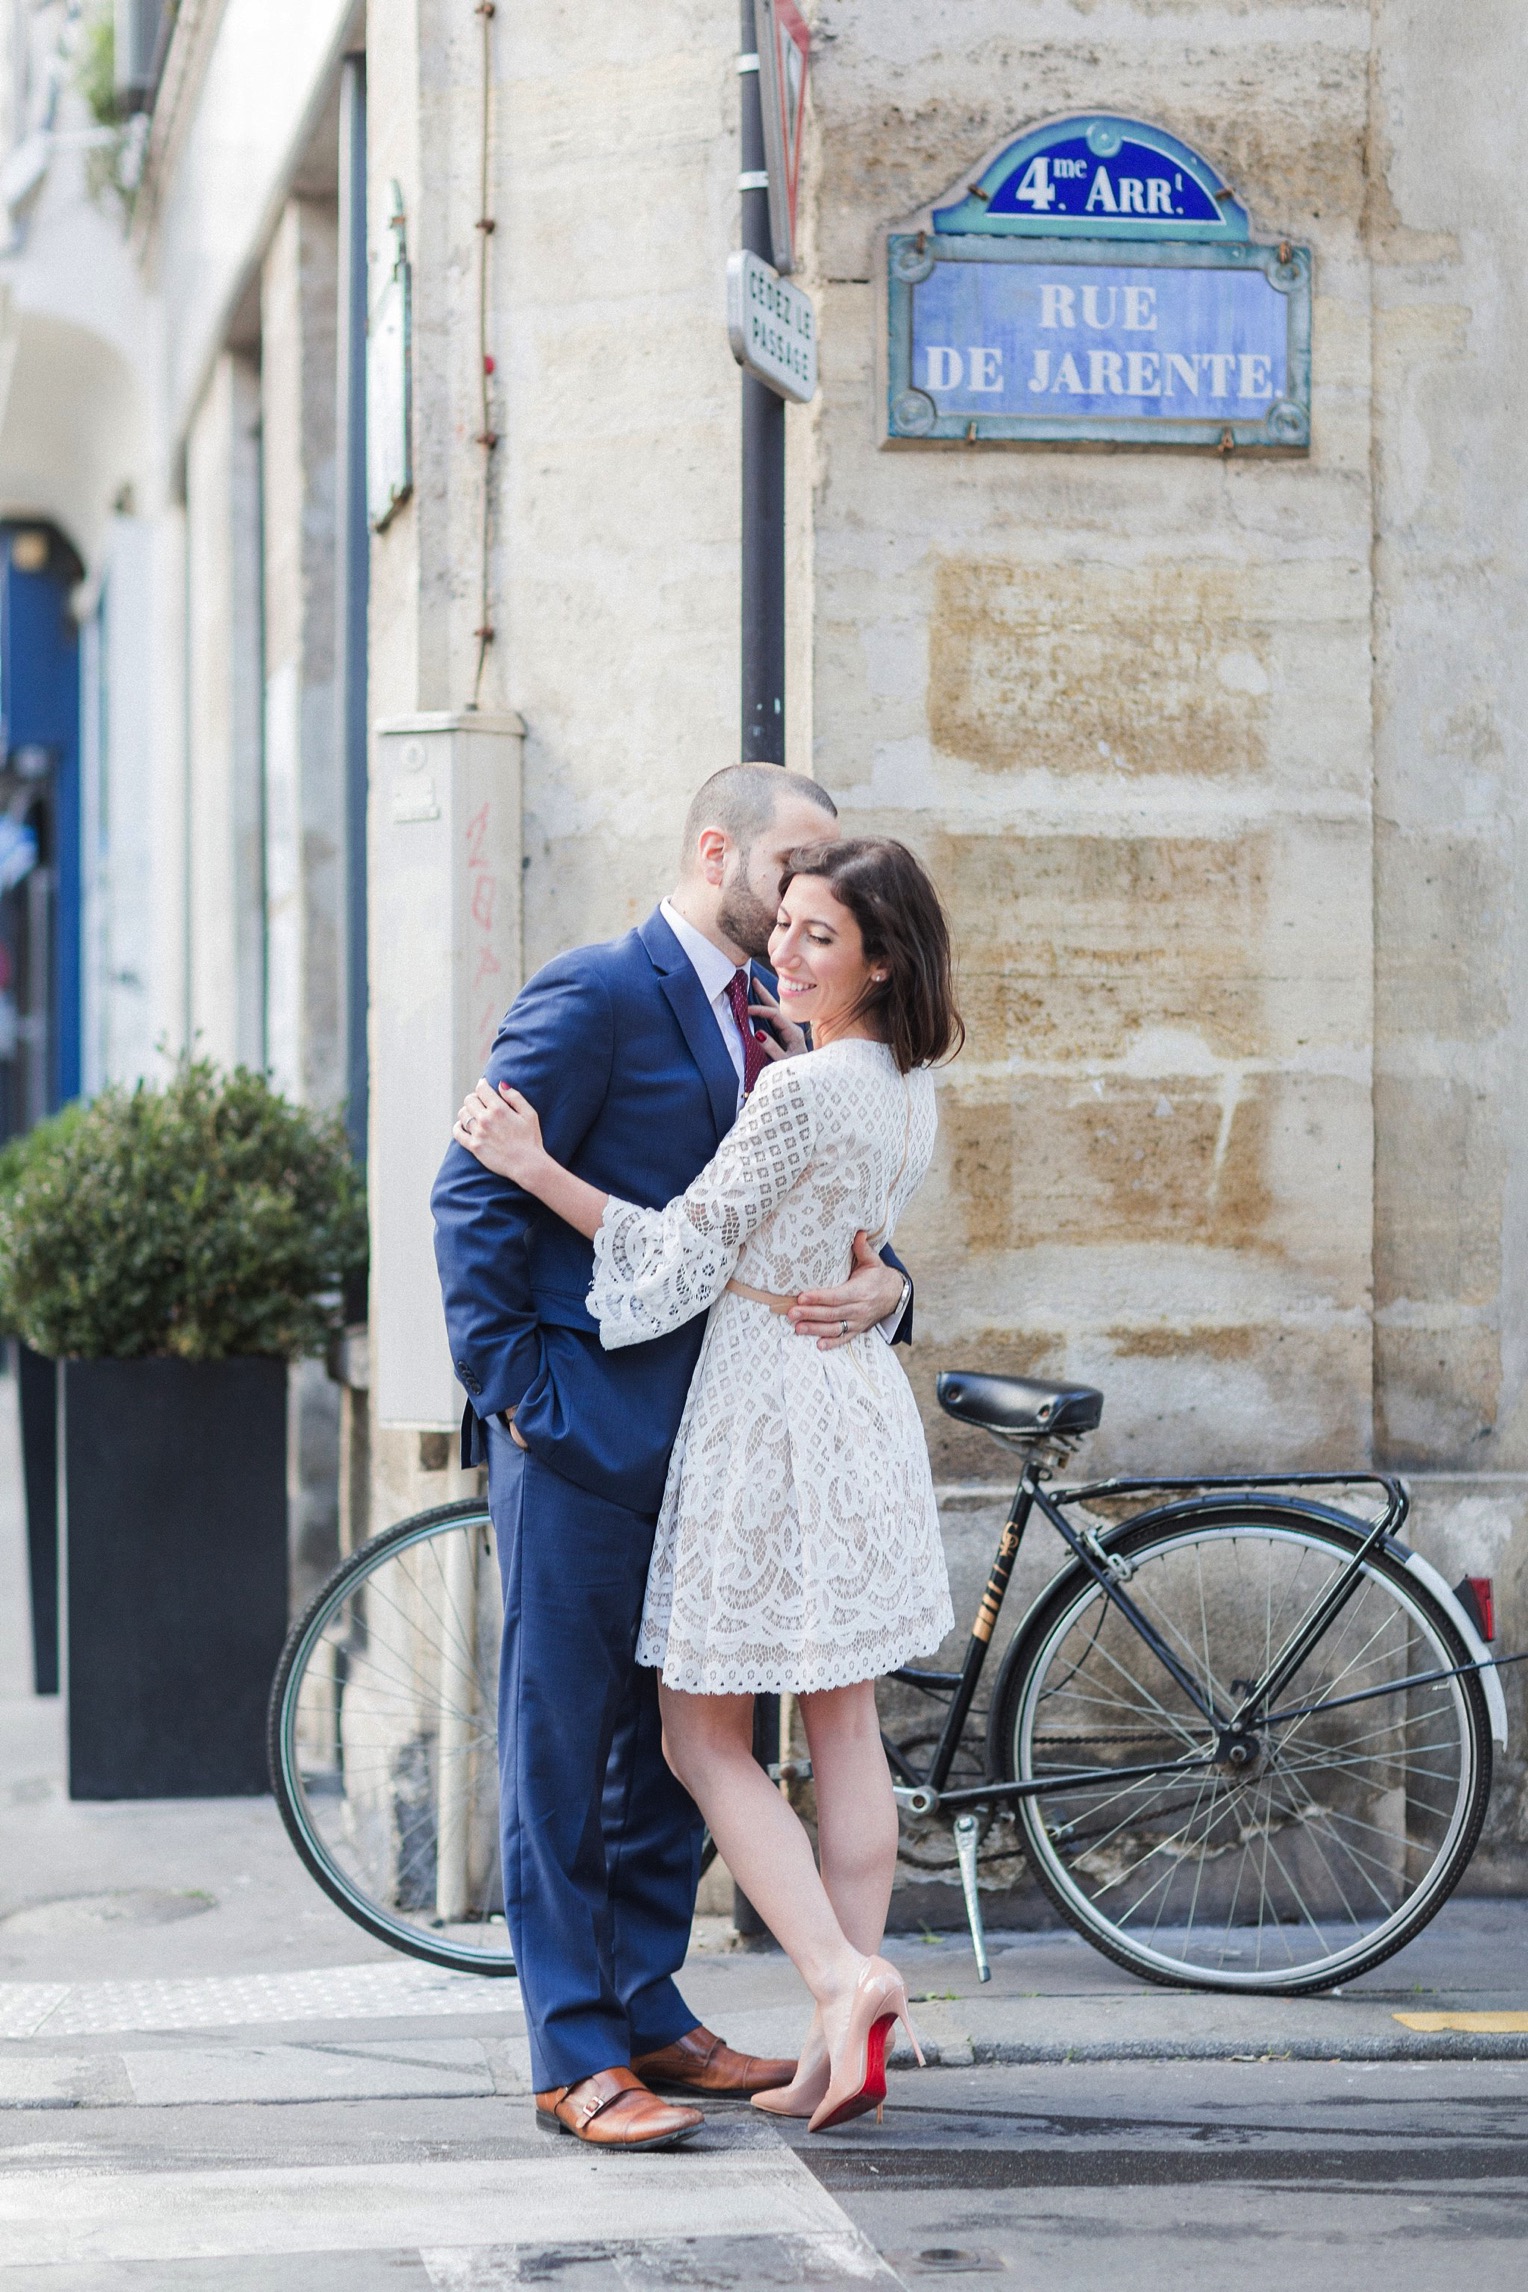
[0,522,81,1137]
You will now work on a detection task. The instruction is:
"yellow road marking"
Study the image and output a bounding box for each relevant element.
[1393,2011,1528,2033]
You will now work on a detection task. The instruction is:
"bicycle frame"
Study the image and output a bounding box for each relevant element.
[886,1459,1413,1817]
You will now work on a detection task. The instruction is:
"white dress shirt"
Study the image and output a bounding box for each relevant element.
[660,897,749,1113]
[658,897,907,1343]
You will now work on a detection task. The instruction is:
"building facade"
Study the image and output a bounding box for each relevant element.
[0,0,1524,1879]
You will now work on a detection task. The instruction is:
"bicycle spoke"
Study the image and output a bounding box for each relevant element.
[1058,1625,1209,1754]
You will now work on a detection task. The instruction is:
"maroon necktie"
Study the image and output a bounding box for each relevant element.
[726,969,769,1097]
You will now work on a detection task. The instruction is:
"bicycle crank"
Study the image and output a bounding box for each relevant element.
[892,1783,940,1817]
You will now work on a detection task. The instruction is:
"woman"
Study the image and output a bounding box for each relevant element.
[453,836,960,2131]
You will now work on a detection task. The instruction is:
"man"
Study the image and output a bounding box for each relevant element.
[432,764,913,2151]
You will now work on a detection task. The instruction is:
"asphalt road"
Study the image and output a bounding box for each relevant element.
[3,2053,1524,2287]
[788,2058,1528,2287]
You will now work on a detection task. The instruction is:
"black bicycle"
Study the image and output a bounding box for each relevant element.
[885,1370,1506,1994]
[269,1370,1507,1994]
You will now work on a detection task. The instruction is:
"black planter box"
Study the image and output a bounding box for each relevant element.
[17,1343,58,1695]
[62,1357,288,1798]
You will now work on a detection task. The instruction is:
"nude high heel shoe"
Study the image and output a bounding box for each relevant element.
[751,2043,830,2119]
[807,1957,924,2134]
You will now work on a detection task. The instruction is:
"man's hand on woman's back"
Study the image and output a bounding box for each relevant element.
[788,1230,907,1350]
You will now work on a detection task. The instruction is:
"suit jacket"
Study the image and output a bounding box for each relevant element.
[431,906,911,1515]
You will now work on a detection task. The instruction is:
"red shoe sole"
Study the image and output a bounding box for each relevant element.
[809,2013,894,2132]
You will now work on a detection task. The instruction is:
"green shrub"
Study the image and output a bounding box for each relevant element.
[0,1101,87,1205]
[0,1060,368,1361]
[0,1102,88,1340]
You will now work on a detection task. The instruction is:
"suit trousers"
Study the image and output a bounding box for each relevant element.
[488,1417,705,2089]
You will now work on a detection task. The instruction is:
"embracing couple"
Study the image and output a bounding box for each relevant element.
[432,764,960,2150]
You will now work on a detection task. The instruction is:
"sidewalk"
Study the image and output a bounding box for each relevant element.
[1,1322,1525,2075]
[4,1671,1527,2076]
[2,1372,1527,2288]
[0,1691,907,2287]
[683,1898,1528,2068]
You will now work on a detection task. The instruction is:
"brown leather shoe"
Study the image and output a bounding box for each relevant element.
[534,2065,702,2150]
[632,2024,798,2097]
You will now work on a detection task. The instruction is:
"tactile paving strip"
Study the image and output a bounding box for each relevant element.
[0,1961,520,2038]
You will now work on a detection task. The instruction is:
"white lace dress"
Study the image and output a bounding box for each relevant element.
[586,1038,953,1695]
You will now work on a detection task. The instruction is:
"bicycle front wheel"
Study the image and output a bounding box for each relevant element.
[268,1499,515,1974]
[993,1506,1493,1993]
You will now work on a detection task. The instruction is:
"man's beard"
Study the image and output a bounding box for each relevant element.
[717,865,778,964]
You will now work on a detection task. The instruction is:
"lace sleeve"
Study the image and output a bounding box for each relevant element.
[587,1059,817,1350]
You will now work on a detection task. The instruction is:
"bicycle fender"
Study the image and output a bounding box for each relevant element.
[1399,1550,1508,1745]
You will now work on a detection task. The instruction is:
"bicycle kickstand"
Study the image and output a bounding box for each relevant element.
[952,1813,991,1984]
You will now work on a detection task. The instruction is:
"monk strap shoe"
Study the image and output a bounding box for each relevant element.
[534,2066,702,2150]
[632,2024,798,2097]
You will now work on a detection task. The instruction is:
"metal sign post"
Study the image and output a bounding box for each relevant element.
[738,0,786,765]
[733,16,814,1933]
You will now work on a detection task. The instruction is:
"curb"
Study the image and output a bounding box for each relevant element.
[892,2031,1528,2067]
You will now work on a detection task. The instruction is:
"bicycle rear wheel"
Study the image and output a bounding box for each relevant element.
[992,1506,1493,1993]
[268,1499,515,1974]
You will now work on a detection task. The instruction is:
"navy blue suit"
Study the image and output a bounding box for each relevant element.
[432,908,910,2087]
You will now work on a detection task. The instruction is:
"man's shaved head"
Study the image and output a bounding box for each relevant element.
[671,764,841,963]
[679,764,836,873]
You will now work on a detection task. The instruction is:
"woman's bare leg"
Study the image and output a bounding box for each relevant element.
[783,1683,901,2075]
[659,1687,863,2021]
[661,1680,903,2094]
[800,1683,900,1952]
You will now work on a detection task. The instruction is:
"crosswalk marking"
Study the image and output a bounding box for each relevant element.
[422,2229,898,2286]
[0,2146,854,2269]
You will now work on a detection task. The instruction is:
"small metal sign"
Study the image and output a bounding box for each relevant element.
[367,182,413,530]
[728,250,818,403]
[883,116,1310,451]
[756,0,810,274]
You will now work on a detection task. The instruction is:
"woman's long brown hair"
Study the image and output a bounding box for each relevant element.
[780,837,965,1073]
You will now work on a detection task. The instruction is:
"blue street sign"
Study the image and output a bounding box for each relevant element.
[884,120,1310,450]
[932,115,1248,243]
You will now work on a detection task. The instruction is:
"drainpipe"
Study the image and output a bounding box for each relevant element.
[336,52,369,1168]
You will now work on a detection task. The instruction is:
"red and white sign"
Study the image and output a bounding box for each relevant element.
[757,0,810,274]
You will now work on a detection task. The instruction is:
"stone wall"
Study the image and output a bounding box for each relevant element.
[13,0,1521,1893]
[336,3,1528,1875]
[794,0,1526,1884]
[808,0,1374,1483]
[1368,0,1528,1877]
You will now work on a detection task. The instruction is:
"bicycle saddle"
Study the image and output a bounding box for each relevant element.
[936,1370,1104,1439]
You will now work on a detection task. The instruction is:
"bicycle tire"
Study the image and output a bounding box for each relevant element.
[268,1498,517,1976]
[989,1500,1493,1994]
